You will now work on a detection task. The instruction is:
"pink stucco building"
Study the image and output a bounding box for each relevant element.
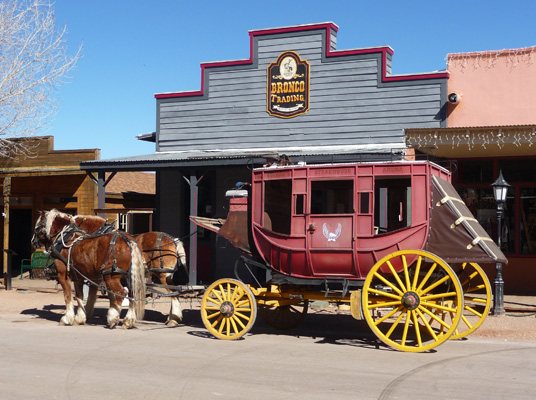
[447,47,536,127]
[408,46,536,294]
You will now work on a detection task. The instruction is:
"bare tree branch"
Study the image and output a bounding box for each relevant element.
[0,0,81,159]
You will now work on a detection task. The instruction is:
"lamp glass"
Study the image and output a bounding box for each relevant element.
[491,170,510,204]
[493,186,507,203]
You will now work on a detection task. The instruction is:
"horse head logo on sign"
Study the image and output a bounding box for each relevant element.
[267,51,310,118]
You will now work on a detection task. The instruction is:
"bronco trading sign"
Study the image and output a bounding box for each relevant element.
[267,51,310,118]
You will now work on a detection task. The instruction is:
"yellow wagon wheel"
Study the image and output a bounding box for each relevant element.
[259,300,309,330]
[362,250,464,352]
[422,262,492,340]
[200,278,257,340]
[449,262,491,340]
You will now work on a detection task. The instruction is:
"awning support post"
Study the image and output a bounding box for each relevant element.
[185,172,204,286]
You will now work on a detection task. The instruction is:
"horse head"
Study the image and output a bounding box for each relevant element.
[31,209,75,249]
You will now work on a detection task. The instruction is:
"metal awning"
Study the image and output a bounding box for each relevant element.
[79,143,408,172]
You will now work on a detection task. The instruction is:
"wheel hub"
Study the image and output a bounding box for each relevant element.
[401,291,420,310]
[220,301,234,317]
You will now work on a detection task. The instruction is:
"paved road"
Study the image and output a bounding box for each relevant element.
[1,304,534,400]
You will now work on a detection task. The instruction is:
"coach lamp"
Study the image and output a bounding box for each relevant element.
[491,169,510,316]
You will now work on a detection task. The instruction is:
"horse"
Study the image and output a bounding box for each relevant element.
[31,209,146,329]
[57,211,188,326]
[131,230,188,326]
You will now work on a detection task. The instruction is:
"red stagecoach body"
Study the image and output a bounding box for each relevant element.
[191,160,507,349]
[197,160,506,282]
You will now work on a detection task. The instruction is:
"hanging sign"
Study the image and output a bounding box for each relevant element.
[267,51,310,118]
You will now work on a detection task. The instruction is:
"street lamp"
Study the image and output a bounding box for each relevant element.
[491,169,510,316]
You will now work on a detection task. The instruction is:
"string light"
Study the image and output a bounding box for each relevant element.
[447,46,535,71]
[406,127,536,151]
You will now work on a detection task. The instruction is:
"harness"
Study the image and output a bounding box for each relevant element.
[100,232,130,277]
[49,224,84,267]
[94,222,116,235]
[145,232,183,275]
[48,224,132,282]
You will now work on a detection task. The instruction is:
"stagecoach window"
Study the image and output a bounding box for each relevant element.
[310,180,353,214]
[360,192,370,214]
[374,178,411,234]
[264,180,292,235]
[296,194,305,215]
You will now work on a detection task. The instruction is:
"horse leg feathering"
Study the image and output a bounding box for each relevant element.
[73,281,87,325]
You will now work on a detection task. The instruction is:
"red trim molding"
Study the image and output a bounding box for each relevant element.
[155,23,449,99]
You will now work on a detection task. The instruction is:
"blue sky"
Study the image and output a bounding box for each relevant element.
[50,0,535,159]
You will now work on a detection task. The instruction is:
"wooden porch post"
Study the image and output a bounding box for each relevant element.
[188,173,198,286]
[3,177,10,288]
[97,171,105,218]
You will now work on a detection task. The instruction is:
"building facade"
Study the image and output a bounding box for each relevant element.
[0,136,156,282]
[81,22,451,284]
[0,136,99,278]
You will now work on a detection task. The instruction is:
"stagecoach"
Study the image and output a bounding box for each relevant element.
[192,159,506,352]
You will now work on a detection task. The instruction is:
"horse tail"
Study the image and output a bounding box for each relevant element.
[174,238,187,269]
[129,242,146,320]
[173,237,190,285]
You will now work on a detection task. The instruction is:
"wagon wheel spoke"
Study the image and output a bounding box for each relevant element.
[200,278,257,340]
[448,262,491,340]
[362,250,464,352]
[259,300,309,330]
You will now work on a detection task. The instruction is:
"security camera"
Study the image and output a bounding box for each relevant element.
[448,92,461,105]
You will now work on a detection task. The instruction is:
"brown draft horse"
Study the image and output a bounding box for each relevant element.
[31,209,146,329]
[69,212,188,326]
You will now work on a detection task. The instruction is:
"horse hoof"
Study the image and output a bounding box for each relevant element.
[60,317,73,326]
[165,319,180,327]
[122,319,135,329]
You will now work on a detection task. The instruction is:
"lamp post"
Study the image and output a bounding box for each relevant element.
[491,169,510,316]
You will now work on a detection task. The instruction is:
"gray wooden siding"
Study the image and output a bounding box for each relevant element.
[157,29,445,153]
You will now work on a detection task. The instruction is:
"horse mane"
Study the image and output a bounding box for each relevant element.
[45,209,74,238]
[72,214,112,235]
[72,214,107,225]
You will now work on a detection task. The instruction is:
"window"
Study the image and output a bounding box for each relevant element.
[520,188,536,254]
[374,178,411,234]
[499,159,536,183]
[118,212,153,234]
[295,194,305,215]
[456,159,493,184]
[360,192,370,214]
[454,157,536,255]
[264,180,292,235]
[119,213,128,231]
[458,187,514,253]
[310,180,353,214]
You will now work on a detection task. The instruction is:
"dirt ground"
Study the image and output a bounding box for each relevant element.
[1,286,535,341]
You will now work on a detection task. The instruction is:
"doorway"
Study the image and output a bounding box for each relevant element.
[9,209,33,277]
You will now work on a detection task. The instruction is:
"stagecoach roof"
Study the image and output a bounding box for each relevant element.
[79,143,408,172]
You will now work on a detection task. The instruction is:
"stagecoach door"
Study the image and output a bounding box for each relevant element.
[306,179,356,277]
